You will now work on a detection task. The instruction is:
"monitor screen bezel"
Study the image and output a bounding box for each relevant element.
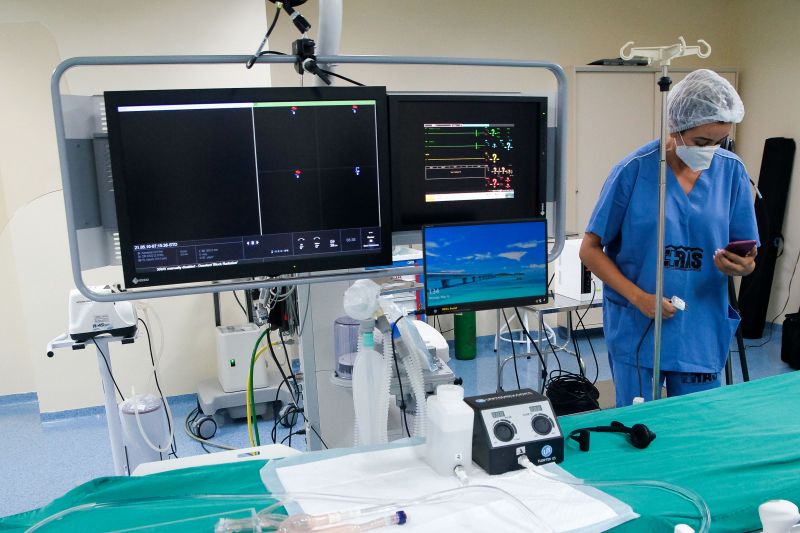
[388,93,548,231]
[105,86,392,288]
[422,218,549,315]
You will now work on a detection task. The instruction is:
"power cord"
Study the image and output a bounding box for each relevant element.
[512,307,550,385]
[573,280,599,383]
[246,4,284,69]
[635,320,655,399]
[501,309,521,389]
[747,246,800,348]
[90,338,125,401]
[233,291,249,318]
[391,317,412,438]
[535,312,600,415]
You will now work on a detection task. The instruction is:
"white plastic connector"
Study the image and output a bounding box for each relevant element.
[674,524,695,533]
[632,396,645,405]
[759,500,800,533]
[453,465,470,486]
[670,295,686,311]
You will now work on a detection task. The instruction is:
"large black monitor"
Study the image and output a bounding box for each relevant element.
[105,86,391,288]
[423,219,548,315]
[389,94,547,231]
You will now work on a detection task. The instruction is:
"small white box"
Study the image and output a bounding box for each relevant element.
[554,238,603,302]
[216,324,270,393]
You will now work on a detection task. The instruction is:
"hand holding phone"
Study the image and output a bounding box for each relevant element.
[724,240,757,257]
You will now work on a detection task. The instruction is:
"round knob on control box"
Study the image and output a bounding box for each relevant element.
[531,415,553,435]
[493,421,515,442]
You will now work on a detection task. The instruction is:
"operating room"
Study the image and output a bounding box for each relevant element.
[1,1,800,531]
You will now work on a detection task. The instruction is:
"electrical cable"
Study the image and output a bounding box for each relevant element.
[90,338,125,401]
[746,246,800,348]
[297,287,311,337]
[574,280,599,382]
[315,67,365,87]
[267,328,299,405]
[271,378,287,445]
[391,317,412,438]
[501,309,521,389]
[570,317,583,377]
[138,318,178,457]
[539,315,599,414]
[246,342,275,446]
[232,291,248,317]
[248,329,270,445]
[246,4,283,69]
[573,309,600,385]
[306,418,329,449]
[513,307,549,378]
[541,319,564,376]
[634,320,655,399]
[279,329,299,394]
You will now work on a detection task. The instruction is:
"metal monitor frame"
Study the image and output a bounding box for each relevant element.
[51,55,568,302]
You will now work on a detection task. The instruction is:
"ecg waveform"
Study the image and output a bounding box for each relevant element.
[422,123,515,202]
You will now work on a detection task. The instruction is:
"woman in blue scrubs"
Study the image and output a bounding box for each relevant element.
[580,69,759,407]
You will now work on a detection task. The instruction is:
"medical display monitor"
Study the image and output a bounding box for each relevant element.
[423,219,548,315]
[105,86,391,288]
[389,94,547,231]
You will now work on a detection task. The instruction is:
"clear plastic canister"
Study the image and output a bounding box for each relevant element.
[334,316,360,379]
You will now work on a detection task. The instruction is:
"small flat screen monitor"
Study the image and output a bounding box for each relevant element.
[105,86,391,288]
[423,219,548,314]
[389,94,547,231]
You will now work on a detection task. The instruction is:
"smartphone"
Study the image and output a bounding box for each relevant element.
[725,240,757,256]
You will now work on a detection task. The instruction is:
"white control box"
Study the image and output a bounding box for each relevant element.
[554,238,603,302]
[216,324,269,393]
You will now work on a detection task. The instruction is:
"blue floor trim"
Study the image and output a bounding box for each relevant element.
[0,392,38,406]
[39,393,200,422]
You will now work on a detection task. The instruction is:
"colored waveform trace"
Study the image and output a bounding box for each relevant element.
[424,126,514,152]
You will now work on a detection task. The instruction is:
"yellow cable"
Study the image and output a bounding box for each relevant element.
[247,342,277,447]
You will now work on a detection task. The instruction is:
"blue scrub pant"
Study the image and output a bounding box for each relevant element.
[610,357,722,407]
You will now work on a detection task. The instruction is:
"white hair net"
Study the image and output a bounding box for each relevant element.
[667,69,744,133]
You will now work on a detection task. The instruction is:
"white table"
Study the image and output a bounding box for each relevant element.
[495,294,603,391]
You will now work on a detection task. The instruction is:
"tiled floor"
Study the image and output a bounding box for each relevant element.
[0,323,792,518]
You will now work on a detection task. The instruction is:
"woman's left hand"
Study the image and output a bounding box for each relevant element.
[713,247,757,276]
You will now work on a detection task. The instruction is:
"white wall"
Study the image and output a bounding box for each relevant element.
[0,1,272,412]
[2,0,797,411]
[731,0,800,325]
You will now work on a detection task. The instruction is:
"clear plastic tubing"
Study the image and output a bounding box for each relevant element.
[518,456,710,533]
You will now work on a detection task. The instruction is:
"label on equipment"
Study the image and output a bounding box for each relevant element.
[93,314,111,330]
[541,445,553,458]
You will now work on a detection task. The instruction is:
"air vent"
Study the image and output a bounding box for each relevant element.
[93,96,107,134]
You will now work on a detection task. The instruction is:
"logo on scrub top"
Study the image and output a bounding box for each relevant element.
[664,244,703,272]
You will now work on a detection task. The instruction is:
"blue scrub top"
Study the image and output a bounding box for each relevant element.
[587,140,759,373]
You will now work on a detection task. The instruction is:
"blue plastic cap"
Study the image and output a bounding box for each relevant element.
[396,510,407,525]
[363,331,374,348]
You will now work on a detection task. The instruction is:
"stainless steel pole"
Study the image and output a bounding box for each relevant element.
[652,65,671,400]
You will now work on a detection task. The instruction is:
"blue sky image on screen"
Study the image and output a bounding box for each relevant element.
[425,221,547,309]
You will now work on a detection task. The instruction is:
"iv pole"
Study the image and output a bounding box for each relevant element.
[619,37,711,401]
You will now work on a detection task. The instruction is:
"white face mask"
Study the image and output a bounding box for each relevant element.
[675,132,718,171]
